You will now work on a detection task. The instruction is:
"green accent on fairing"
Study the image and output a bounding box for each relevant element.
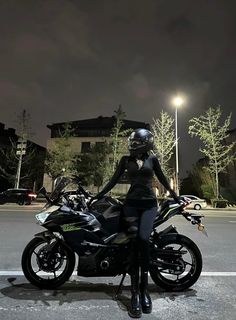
[61,223,81,232]
[163,207,176,219]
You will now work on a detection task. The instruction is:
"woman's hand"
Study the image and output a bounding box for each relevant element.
[169,190,182,204]
[87,196,97,208]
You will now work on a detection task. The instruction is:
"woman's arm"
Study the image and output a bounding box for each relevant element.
[95,156,127,199]
[152,155,179,201]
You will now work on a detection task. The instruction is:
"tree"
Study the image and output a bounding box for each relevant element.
[189,106,236,199]
[14,109,33,188]
[182,161,215,200]
[152,111,175,195]
[152,111,175,178]
[0,140,24,186]
[110,105,132,175]
[45,124,76,187]
[0,109,40,189]
[0,139,44,189]
[76,141,112,191]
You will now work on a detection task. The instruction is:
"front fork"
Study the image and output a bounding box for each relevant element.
[34,231,70,253]
[34,230,58,242]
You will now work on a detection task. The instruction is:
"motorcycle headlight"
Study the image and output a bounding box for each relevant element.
[36,212,50,224]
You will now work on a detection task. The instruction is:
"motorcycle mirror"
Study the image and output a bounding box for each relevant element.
[72,175,81,184]
[37,187,47,196]
[37,186,52,203]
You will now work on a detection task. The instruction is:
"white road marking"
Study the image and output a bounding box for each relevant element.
[228,221,236,223]
[201,272,236,276]
[0,208,41,212]
[1,271,236,276]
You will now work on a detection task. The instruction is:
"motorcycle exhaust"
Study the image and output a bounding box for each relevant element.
[81,240,109,248]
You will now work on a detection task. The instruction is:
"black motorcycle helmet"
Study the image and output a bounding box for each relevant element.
[128,128,154,156]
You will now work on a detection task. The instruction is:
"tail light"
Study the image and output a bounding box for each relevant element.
[28,193,37,198]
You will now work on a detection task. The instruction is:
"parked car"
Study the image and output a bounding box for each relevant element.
[181,195,207,210]
[0,188,37,205]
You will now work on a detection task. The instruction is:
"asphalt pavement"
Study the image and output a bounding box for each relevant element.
[0,204,236,319]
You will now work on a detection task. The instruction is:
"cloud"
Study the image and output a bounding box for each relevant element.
[125,73,152,99]
[0,0,235,167]
[0,0,96,78]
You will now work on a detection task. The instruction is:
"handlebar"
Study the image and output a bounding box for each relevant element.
[182,211,204,224]
[78,185,91,198]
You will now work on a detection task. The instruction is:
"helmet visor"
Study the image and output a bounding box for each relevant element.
[128,138,144,150]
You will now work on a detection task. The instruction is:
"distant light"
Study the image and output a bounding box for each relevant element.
[28,193,37,198]
[172,96,184,107]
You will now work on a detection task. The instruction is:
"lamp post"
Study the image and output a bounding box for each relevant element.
[172,96,184,196]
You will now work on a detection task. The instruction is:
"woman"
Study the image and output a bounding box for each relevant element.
[91,128,179,318]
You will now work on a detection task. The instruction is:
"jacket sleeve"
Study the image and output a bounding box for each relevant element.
[95,156,127,199]
[152,155,178,201]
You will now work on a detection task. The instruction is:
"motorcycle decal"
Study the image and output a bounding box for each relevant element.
[61,223,81,232]
[163,207,176,219]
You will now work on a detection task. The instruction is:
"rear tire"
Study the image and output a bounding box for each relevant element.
[22,237,75,289]
[150,234,202,291]
[194,204,201,210]
[18,199,25,205]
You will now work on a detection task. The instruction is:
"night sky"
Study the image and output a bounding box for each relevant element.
[1,0,236,177]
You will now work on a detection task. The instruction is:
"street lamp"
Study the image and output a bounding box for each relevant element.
[172,96,184,196]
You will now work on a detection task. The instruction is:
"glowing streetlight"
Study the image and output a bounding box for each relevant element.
[173,96,184,107]
[172,96,184,196]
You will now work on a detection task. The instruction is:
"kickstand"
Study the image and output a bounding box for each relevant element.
[114,273,126,300]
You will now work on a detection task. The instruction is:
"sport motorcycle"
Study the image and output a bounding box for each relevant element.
[21,176,207,293]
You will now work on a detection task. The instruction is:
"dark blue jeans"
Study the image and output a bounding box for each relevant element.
[123,206,157,272]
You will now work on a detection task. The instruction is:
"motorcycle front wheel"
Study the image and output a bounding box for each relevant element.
[22,237,75,289]
[150,234,202,291]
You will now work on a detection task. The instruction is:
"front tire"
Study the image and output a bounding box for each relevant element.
[22,237,75,289]
[150,234,202,291]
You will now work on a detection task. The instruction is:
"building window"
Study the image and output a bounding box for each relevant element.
[81,142,91,153]
[95,141,105,147]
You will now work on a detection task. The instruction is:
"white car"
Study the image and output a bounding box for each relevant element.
[181,195,207,210]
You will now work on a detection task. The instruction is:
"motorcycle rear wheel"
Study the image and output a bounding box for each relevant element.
[150,234,202,291]
[22,237,75,289]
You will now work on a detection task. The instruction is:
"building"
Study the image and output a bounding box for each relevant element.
[44,115,150,192]
[47,115,150,152]
[0,122,46,192]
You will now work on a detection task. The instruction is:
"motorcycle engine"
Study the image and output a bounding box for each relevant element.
[97,245,129,272]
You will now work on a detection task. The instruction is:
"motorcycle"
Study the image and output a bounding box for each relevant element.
[21,176,207,293]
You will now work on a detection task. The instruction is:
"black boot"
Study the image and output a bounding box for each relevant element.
[128,270,142,318]
[140,270,152,314]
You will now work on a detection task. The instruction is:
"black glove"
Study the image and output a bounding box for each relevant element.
[87,196,97,207]
[170,190,182,204]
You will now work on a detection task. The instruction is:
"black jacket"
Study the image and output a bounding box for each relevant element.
[96,153,178,208]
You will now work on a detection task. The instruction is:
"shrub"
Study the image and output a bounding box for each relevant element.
[211,199,228,208]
